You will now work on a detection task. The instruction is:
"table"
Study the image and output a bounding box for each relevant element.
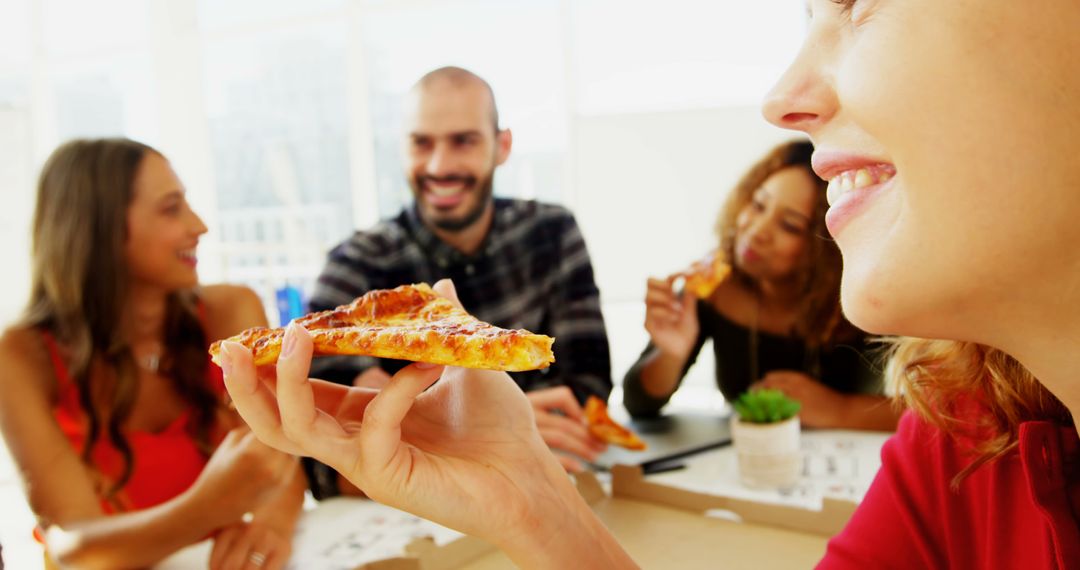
[159,421,890,569]
[461,495,828,569]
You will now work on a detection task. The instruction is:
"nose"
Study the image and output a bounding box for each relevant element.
[744,215,774,246]
[190,208,208,237]
[425,141,457,178]
[761,31,837,136]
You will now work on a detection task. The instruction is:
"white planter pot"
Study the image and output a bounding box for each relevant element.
[731,415,801,490]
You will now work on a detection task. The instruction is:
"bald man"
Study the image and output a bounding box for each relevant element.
[304,67,613,498]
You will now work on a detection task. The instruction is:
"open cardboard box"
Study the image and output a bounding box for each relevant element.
[610,463,858,537]
[459,470,829,569]
[349,530,493,570]
[352,467,842,569]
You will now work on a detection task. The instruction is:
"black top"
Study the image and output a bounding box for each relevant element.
[622,299,883,418]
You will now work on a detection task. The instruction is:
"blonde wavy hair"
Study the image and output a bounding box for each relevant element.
[886,338,1072,483]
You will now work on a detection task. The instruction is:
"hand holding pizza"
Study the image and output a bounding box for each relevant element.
[526,386,608,472]
[643,275,700,359]
[217,280,633,567]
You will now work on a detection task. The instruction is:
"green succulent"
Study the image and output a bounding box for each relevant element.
[733,389,801,424]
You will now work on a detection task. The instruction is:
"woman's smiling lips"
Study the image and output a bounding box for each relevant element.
[812,150,898,237]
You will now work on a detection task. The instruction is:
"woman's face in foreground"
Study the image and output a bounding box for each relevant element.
[762,0,1080,343]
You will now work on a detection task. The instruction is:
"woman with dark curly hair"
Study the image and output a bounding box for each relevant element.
[623,139,898,430]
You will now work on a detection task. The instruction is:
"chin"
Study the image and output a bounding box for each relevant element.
[838,284,894,336]
[174,271,200,291]
[836,254,919,337]
[839,267,940,339]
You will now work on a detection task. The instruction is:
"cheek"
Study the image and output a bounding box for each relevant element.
[832,181,977,339]
[734,210,752,234]
[776,236,808,271]
[467,150,496,176]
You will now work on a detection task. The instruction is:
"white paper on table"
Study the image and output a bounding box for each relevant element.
[156,497,464,570]
[649,430,891,512]
[286,497,463,569]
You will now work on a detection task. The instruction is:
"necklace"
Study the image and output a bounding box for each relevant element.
[135,342,163,373]
[141,352,161,373]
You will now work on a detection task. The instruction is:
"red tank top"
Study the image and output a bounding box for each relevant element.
[40,327,226,514]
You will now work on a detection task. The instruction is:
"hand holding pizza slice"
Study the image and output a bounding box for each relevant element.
[209,283,555,371]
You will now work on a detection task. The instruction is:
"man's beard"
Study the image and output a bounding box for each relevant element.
[414,172,495,233]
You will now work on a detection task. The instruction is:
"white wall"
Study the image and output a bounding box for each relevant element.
[0,108,34,328]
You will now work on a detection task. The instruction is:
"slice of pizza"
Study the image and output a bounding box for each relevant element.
[584,396,647,451]
[209,283,555,371]
[682,249,732,299]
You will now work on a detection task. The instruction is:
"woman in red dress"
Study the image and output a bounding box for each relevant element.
[0,138,304,569]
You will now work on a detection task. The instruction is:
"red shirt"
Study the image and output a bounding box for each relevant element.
[821,411,1080,569]
[40,331,225,514]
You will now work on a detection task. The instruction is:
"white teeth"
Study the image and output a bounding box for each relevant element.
[427,182,466,197]
[826,167,891,206]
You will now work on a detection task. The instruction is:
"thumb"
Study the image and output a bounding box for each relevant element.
[681,286,697,313]
[433,279,465,311]
[358,363,446,472]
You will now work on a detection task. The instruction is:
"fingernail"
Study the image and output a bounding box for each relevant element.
[415,362,439,370]
[221,342,253,393]
[281,322,301,358]
[218,344,234,377]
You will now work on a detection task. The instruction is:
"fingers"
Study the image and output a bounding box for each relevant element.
[353,366,392,388]
[647,276,676,291]
[219,526,257,570]
[527,386,585,421]
[219,341,304,455]
[274,323,319,438]
[680,285,697,311]
[209,526,237,569]
[536,413,605,460]
[556,453,585,474]
[274,324,361,462]
[220,342,303,456]
[433,279,465,310]
[264,547,288,570]
[242,544,275,570]
[358,362,445,471]
[645,278,679,307]
[645,278,684,323]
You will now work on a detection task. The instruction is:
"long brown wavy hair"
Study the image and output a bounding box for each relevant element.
[18,138,221,500]
[715,139,857,349]
[886,339,1071,484]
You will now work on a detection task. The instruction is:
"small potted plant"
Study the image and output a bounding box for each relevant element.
[731,389,802,489]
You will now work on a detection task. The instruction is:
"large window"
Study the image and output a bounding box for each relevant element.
[359,0,570,217]
[199,8,353,317]
[3,0,805,383]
